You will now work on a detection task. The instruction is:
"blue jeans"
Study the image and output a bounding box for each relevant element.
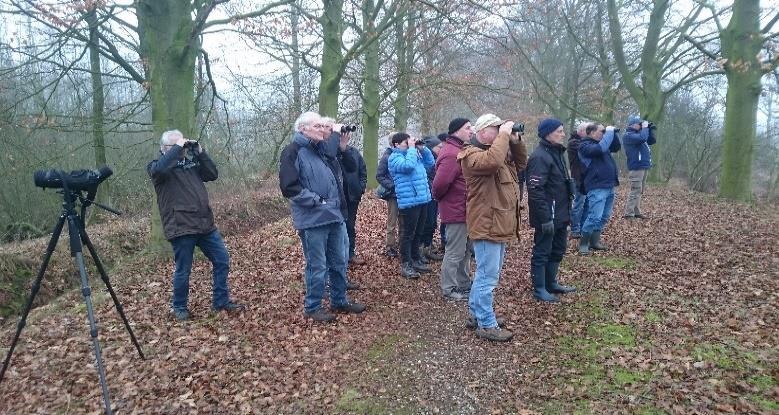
[570,179,587,234]
[299,221,349,313]
[170,230,230,311]
[581,188,615,234]
[468,240,506,329]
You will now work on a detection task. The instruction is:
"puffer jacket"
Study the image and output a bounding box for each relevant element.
[432,136,467,224]
[389,146,434,209]
[279,132,354,230]
[526,138,573,229]
[457,132,528,242]
[147,146,218,240]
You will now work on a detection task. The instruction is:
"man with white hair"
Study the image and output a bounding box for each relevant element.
[279,112,366,322]
[147,129,244,321]
[567,121,590,238]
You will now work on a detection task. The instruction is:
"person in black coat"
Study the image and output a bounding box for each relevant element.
[526,119,577,303]
[342,145,367,265]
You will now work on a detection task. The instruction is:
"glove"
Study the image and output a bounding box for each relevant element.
[541,221,554,235]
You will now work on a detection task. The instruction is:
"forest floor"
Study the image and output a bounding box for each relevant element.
[0,185,777,414]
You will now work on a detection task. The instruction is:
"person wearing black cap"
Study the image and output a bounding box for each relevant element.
[432,118,473,301]
[526,118,577,303]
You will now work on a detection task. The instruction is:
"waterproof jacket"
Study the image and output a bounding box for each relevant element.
[342,146,367,202]
[389,146,434,209]
[431,136,468,224]
[578,130,621,193]
[623,126,656,170]
[526,138,573,229]
[376,148,396,199]
[279,131,355,230]
[567,132,585,183]
[457,132,528,242]
[147,146,218,240]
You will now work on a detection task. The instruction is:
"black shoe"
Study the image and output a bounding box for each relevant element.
[533,288,560,303]
[623,214,636,219]
[423,245,444,261]
[212,301,245,312]
[412,260,432,273]
[634,213,648,219]
[346,280,360,290]
[331,302,366,314]
[401,262,420,279]
[305,308,336,322]
[548,284,577,294]
[172,308,191,321]
[385,247,399,257]
[442,291,468,301]
[591,231,608,251]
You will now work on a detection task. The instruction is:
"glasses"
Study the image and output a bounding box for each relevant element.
[310,123,328,129]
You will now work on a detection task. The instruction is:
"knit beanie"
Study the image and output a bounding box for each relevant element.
[538,118,563,139]
[447,118,470,135]
[627,115,642,126]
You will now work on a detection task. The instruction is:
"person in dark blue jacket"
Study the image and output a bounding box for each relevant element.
[279,111,366,322]
[388,132,435,278]
[622,115,657,218]
[577,124,620,255]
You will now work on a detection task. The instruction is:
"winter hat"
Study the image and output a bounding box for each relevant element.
[472,114,504,132]
[627,115,642,126]
[447,118,471,135]
[538,118,563,138]
[424,136,442,150]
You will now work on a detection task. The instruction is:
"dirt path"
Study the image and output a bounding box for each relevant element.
[1,186,777,414]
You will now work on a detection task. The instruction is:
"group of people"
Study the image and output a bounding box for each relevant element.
[145,110,656,343]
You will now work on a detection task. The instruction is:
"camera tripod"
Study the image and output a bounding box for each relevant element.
[0,181,144,415]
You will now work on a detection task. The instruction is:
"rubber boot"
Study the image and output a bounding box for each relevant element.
[531,264,560,303]
[578,233,591,255]
[591,230,608,251]
[545,261,576,294]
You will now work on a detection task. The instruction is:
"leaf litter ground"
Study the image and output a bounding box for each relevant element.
[0,186,777,414]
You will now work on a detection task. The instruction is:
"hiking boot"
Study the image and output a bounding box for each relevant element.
[578,233,591,255]
[591,231,608,251]
[385,247,399,257]
[331,302,366,314]
[466,316,506,330]
[442,291,468,302]
[349,255,366,265]
[412,260,432,273]
[212,301,246,312]
[400,262,420,279]
[622,214,636,219]
[172,308,190,321]
[416,250,430,265]
[305,308,336,322]
[346,280,360,290]
[423,245,443,261]
[475,327,513,342]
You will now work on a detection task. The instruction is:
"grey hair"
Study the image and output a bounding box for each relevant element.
[321,116,335,125]
[576,121,591,134]
[160,129,183,146]
[294,112,321,131]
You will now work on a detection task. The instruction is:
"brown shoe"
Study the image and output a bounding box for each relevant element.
[349,255,366,265]
[466,316,506,330]
[475,327,513,342]
[304,309,336,322]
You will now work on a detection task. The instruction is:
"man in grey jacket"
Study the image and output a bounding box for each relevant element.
[279,112,366,322]
[147,130,244,321]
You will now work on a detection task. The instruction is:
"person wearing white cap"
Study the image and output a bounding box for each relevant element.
[458,114,527,342]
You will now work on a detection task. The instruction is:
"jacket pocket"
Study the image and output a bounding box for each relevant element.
[491,207,516,238]
[173,206,200,231]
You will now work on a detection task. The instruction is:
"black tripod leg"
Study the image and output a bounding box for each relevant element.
[0,215,66,383]
[68,216,113,415]
[78,225,145,360]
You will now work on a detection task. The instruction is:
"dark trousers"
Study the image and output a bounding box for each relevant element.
[530,225,568,273]
[421,200,438,247]
[399,203,428,264]
[345,200,360,258]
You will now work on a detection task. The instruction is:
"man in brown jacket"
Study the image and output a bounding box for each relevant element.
[458,114,528,342]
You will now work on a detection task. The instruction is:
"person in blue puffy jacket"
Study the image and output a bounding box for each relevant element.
[389,132,435,279]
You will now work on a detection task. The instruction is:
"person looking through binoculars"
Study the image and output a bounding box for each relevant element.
[147,130,244,321]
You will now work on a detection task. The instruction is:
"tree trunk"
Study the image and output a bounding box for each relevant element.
[718,0,762,201]
[137,0,199,253]
[362,0,380,188]
[291,1,302,115]
[318,0,344,117]
[86,7,109,210]
[393,11,413,131]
